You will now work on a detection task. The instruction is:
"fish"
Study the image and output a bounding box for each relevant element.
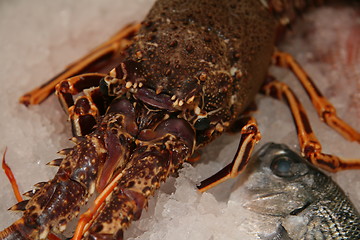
[239,143,360,240]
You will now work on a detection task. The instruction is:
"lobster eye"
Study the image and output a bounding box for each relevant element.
[270,155,295,178]
[194,118,210,131]
[99,78,108,96]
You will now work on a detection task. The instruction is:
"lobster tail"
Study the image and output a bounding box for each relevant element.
[0,218,34,240]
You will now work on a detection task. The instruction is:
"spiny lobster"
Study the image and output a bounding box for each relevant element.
[1,0,360,239]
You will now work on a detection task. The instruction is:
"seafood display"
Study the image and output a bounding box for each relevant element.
[0,0,359,239]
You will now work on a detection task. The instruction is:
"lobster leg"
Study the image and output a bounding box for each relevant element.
[198,117,261,192]
[262,77,360,171]
[19,23,140,106]
[56,73,108,136]
[2,148,22,203]
[273,50,360,143]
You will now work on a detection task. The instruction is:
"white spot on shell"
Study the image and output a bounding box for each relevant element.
[230,95,237,105]
[125,82,132,88]
[39,228,50,240]
[109,68,116,77]
[230,67,238,76]
[280,17,290,26]
[156,87,163,94]
[59,223,67,232]
[146,42,158,47]
[259,0,269,8]
[136,51,143,59]
[89,182,96,195]
[194,106,201,115]
[186,95,195,104]
[215,123,224,132]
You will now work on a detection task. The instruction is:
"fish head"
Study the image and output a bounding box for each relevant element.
[238,143,324,217]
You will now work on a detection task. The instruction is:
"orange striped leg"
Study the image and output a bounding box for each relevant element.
[2,148,22,203]
[71,171,124,240]
[226,103,258,133]
[198,117,261,192]
[55,73,108,136]
[273,50,360,143]
[262,77,360,171]
[20,23,140,106]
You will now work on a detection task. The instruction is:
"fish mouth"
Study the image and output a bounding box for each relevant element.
[243,191,303,217]
[243,191,286,206]
[252,191,288,200]
[289,201,311,215]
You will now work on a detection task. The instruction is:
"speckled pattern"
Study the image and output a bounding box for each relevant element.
[122,0,276,134]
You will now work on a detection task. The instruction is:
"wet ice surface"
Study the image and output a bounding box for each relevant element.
[0,1,359,239]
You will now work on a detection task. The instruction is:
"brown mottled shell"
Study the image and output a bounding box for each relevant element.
[123,0,277,127]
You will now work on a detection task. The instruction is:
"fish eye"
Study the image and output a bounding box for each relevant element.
[270,156,295,178]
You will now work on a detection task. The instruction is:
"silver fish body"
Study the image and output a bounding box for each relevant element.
[240,143,360,240]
